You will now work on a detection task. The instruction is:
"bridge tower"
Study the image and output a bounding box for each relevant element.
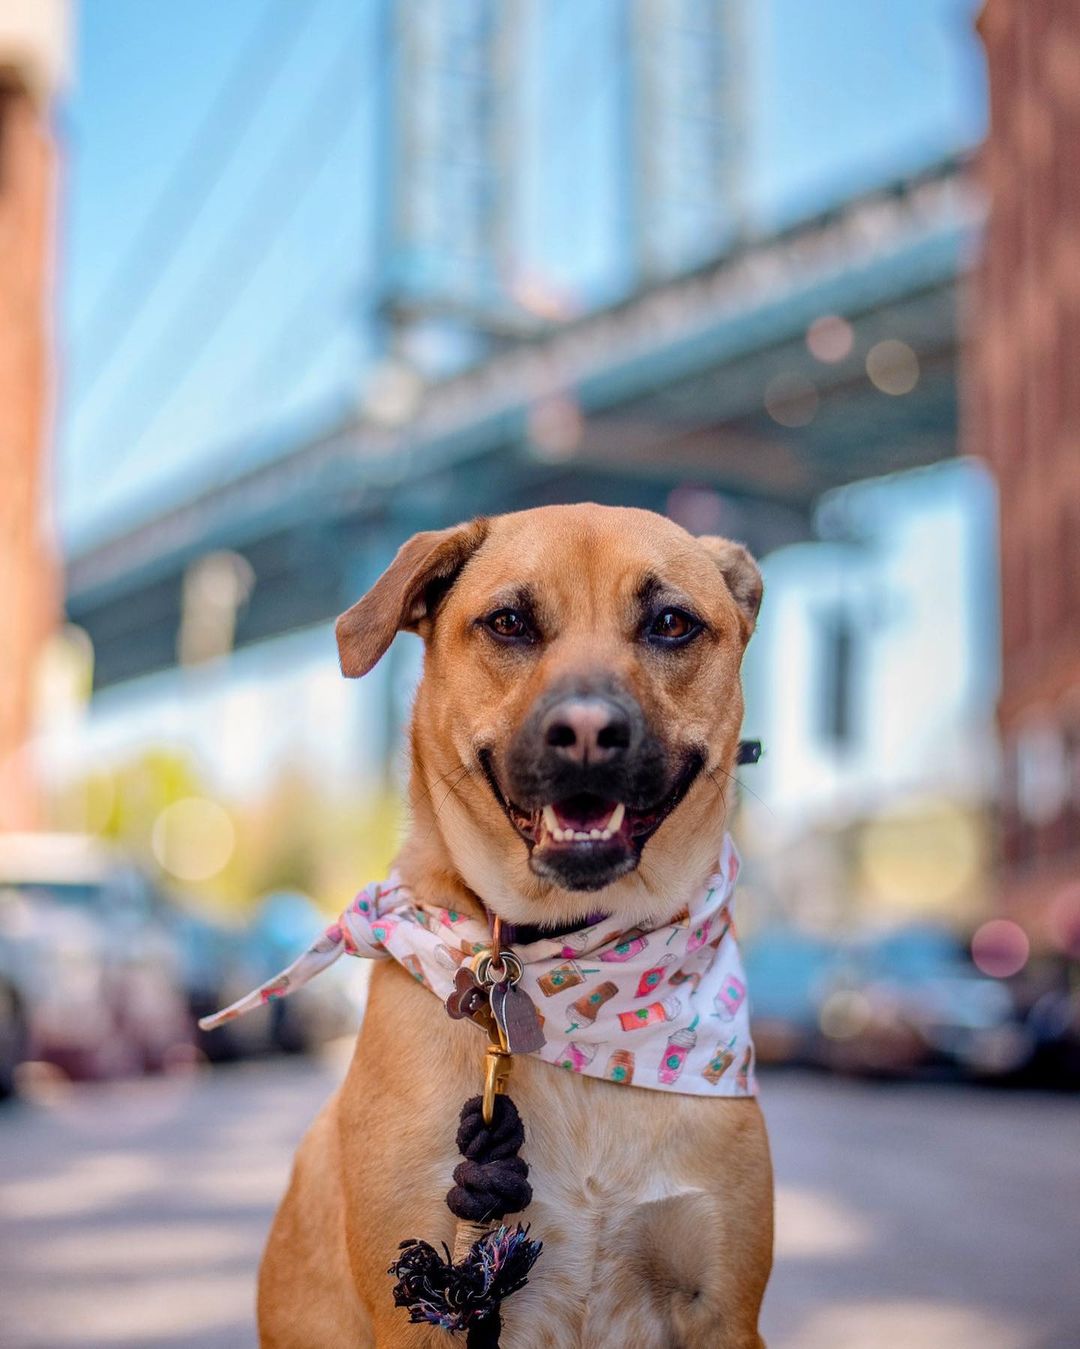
[630,0,746,280]
[376,0,520,343]
[375,0,747,347]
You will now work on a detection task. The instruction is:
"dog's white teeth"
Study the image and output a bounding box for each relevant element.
[542,804,625,845]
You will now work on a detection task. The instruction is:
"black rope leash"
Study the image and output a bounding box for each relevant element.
[390,919,543,1345]
[388,1094,542,1346]
[449,1093,533,1220]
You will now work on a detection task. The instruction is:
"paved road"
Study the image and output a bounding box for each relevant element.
[0,1052,1076,1348]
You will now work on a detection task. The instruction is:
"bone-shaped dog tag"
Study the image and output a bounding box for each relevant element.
[490,980,547,1055]
[445,966,489,1024]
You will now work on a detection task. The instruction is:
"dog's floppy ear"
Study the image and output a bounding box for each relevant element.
[697,536,763,634]
[335,518,489,677]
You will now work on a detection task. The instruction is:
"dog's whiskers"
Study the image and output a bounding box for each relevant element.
[707,762,771,814]
[421,762,474,839]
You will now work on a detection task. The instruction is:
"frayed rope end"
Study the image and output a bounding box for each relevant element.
[388,1223,542,1334]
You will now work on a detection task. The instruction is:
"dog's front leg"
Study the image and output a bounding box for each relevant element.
[257,1095,373,1348]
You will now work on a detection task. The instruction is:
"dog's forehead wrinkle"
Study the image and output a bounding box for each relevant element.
[472,516,728,635]
[483,580,535,610]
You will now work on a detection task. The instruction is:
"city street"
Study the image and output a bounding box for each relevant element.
[0,1051,1076,1349]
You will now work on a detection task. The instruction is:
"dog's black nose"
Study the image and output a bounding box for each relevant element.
[540,696,632,766]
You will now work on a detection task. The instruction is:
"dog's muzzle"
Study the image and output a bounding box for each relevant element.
[480,680,704,892]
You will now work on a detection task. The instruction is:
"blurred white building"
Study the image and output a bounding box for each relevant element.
[739,458,1000,928]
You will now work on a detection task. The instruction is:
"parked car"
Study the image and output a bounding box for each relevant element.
[743,928,841,1065]
[815,924,1033,1080]
[195,890,363,1061]
[0,833,194,1091]
[1009,961,1080,1089]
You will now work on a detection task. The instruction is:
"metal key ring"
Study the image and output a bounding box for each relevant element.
[474,950,524,987]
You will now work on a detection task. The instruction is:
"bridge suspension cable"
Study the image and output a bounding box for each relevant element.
[84,16,373,499]
[72,0,314,400]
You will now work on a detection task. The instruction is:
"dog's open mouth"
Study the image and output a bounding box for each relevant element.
[478,750,703,891]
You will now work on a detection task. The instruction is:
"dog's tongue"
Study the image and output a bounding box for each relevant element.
[554,793,615,830]
[538,795,628,843]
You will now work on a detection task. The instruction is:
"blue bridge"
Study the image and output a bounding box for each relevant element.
[67,159,979,691]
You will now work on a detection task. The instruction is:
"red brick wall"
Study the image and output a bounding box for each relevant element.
[0,74,58,831]
[968,1,1080,933]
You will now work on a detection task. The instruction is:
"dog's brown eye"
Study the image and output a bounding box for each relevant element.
[484,608,531,641]
[648,608,701,644]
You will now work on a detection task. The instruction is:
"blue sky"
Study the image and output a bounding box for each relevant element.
[57,0,986,549]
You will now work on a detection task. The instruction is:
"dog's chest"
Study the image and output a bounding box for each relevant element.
[492,1060,716,1347]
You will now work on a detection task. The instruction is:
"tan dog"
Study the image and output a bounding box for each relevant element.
[258,504,773,1348]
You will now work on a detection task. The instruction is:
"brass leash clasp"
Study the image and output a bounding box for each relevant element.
[481,914,514,1124]
[482,1042,513,1125]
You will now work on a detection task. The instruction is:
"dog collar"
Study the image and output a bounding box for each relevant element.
[492,910,608,949]
[200,833,755,1099]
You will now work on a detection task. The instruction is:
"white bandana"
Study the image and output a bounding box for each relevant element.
[200,834,755,1098]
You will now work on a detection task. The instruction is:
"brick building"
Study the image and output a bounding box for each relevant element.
[0,2,68,830]
[968,1,1080,947]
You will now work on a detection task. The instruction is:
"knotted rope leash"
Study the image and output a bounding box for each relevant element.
[389,918,544,1347]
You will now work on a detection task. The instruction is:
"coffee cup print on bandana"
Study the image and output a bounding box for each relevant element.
[538,961,593,996]
[605,1049,635,1085]
[686,917,713,954]
[635,955,675,997]
[400,954,432,990]
[708,908,733,949]
[432,941,467,971]
[260,974,291,1004]
[618,995,681,1032]
[658,1025,697,1084]
[600,930,648,963]
[557,1041,598,1073]
[568,981,618,1028]
[702,1038,737,1084]
[736,1045,754,1093]
[557,930,597,958]
[369,916,399,948]
[713,974,746,1020]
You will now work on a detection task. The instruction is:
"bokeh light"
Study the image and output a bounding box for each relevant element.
[819,990,873,1040]
[971,919,1030,978]
[33,624,95,730]
[806,314,854,363]
[866,339,920,395]
[509,271,580,322]
[151,797,235,882]
[666,484,726,534]
[362,359,424,426]
[527,393,584,459]
[857,800,982,912]
[764,373,818,427]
